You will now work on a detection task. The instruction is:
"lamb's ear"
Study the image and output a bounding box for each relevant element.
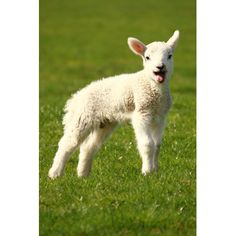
[167,30,180,50]
[128,37,146,56]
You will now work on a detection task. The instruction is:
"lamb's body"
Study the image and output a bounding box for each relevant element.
[48,31,179,179]
[63,71,171,130]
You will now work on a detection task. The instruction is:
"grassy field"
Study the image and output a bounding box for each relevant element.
[40,0,196,235]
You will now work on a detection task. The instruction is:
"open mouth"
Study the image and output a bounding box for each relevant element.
[153,71,166,83]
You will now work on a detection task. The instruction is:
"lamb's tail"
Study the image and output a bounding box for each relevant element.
[62,93,93,144]
[62,93,78,127]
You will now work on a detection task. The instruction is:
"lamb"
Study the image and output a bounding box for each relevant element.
[48,30,180,179]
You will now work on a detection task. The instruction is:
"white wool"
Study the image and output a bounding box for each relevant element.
[49,30,180,179]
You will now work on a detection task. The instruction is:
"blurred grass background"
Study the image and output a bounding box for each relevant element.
[40,0,196,235]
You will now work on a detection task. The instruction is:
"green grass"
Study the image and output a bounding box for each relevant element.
[40,0,196,235]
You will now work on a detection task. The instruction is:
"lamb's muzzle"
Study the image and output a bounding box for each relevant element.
[153,71,166,83]
[156,63,165,70]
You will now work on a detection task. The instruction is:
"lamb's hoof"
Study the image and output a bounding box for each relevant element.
[142,168,153,176]
[48,168,63,179]
[77,169,90,178]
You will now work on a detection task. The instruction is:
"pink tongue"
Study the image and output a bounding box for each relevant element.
[156,75,165,83]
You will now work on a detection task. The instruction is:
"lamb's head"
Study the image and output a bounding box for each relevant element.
[128,30,179,84]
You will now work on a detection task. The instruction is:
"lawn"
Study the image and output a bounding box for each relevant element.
[39,0,196,235]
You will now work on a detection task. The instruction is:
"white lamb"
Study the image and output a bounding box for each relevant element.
[48,30,180,179]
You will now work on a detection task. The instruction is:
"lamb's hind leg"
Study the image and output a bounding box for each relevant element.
[48,133,78,179]
[48,126,90,179]
[77,123,117,177]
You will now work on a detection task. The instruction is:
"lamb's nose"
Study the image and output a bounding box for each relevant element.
[156,64,165,70]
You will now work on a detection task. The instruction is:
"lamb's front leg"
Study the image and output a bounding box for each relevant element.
[132,114,155,175]
[151,119,166,171]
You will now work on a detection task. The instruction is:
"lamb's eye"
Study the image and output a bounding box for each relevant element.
[145,56,150,60]
[168,54,172,59]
